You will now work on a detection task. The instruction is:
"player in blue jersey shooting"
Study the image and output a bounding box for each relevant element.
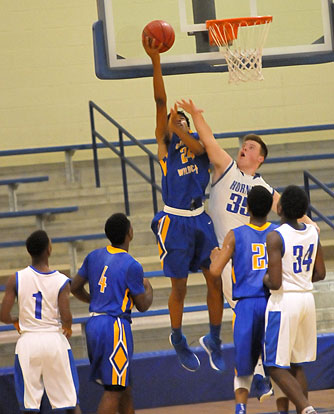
[71,213,153,414]
[210,186,276,414]
[143,36,224,373]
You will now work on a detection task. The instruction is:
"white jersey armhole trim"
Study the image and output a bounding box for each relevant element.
[275,229,285,257]
[211,160,235,187]
[59,278,70,293]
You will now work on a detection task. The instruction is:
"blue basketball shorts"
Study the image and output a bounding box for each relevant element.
[85,315,133,387]
[151,209,218,278]
[233,296,268,377]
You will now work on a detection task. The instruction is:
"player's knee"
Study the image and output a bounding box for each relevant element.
[170,280,187,299]
[234,374,253,392]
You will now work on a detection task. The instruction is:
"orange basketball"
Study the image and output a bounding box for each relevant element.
[142,20,175,53]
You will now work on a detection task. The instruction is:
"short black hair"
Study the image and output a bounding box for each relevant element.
[105,213,131,245]
[26,230,50,258]
[280,185,309,219]
[243,134,268,160]
[247,186,273,218]
[167,110,190,128]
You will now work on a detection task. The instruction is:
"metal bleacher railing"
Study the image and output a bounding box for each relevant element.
[89,100,334,216]
[1,102,334,333]
[304,170,334,229]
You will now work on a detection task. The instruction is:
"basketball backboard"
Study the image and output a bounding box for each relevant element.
[93,0,334,79]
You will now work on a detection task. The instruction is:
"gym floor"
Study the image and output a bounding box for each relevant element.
[137,389,334,414]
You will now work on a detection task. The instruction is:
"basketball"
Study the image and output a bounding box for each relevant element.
[142,20,175,53]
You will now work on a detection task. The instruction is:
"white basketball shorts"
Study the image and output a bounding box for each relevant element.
[264,291,317,368]
[14,331,79,410]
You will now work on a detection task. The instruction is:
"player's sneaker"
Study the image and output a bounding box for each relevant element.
[303,408,318,414]
[169,334,200,372]
[253,374,273,402]
[199,334,226,373]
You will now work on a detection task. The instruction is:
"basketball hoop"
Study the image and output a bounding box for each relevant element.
[206,16,273,83]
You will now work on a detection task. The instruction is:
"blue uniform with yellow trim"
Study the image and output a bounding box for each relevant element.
[78,246,145,387]
[152,132,218,278]
[232,222,277,376]
[160,132,210,209]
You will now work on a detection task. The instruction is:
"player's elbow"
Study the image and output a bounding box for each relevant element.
[134,293,153,313]
[135,298,152,313]
[193,147,206,156]
[270,281,281,290]
[155,97,166,107]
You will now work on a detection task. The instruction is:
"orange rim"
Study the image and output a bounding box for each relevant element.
[206,16,273,45]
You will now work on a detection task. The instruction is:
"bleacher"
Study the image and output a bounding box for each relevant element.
[0,176,49,211]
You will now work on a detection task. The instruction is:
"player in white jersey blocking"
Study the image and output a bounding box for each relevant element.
[0,230,81,414]
[263,185,326,414]
[176,99,318,400]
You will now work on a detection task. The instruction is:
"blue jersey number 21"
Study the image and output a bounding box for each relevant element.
[293,244,314,273]
[33,291,42,320]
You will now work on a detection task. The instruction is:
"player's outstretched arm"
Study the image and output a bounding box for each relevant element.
[71,274,91,303]
[263,231,283,290]
[142,36,168,160]
[169,103,205,155]
[132,278,153,312]
[271,190,280,214]
[210,230,235,277]
[0,274,19,331]
[58,283,73,338]
[177,99,232,180]
[312,242,326,282]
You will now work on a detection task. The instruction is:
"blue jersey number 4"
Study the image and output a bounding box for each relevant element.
[293,244,314,273]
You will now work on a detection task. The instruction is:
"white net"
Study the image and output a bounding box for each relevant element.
[207,17,272,83]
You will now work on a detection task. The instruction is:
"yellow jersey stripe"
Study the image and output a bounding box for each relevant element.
[160,159,167,176]
[231,266,236,284]
[121,288,130,312]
